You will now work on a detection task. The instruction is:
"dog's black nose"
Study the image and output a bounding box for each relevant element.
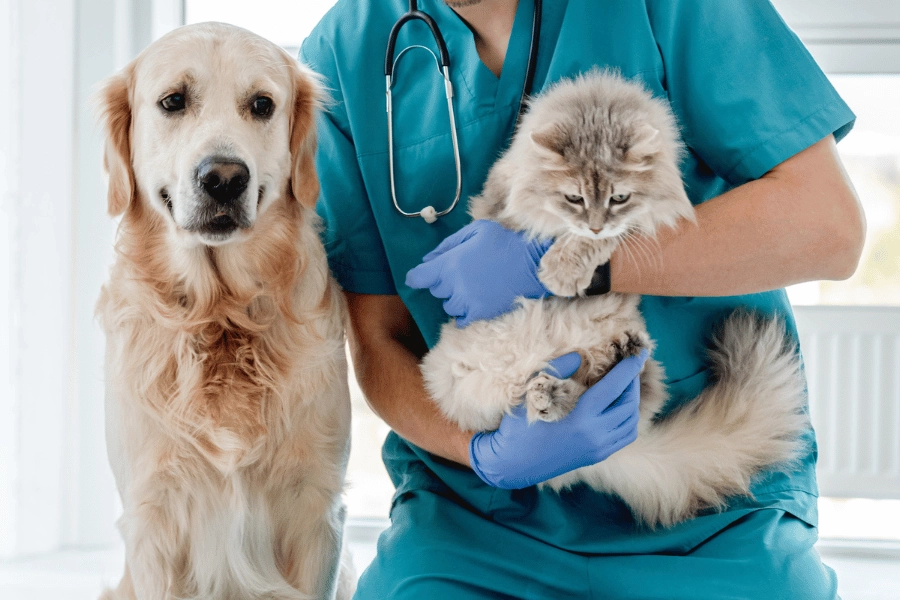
[197,158,249,204]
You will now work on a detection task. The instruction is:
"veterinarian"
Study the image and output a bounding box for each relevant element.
[300,1,865,597]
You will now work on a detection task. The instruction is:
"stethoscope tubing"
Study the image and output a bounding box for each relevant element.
[385,4,450,76]
[518,0,542,125]
[385,0,541,224]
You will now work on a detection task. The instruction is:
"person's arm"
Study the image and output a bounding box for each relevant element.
[346,292,473,465]
[406,136,866,324]
[611,135,865,296]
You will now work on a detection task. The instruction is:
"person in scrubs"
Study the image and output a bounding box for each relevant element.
[300,1,866,597]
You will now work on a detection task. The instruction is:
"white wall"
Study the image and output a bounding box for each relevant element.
[0,0,77,559]
[0,0,19,559]
[0,0,181,559]
[68,0,124,551]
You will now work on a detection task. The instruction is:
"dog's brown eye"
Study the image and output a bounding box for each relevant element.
[610,193,631,205]
[565,194,584,205]
[251,96,274,117]
[160,93,186,112]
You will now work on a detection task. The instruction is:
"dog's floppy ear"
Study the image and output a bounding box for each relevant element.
[97,67,135,217]
[288,63,323,210]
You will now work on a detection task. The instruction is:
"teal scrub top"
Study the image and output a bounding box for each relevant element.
[300,0,855,553]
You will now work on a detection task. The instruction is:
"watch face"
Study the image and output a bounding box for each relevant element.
[585,262,611,296]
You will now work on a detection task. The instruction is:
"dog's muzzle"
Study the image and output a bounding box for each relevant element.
[185,156,253,237]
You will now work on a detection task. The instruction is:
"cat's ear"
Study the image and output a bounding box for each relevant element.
[530,123,568,159]
[626,124,661,165]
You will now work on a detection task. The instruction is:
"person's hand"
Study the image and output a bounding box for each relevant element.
[405,220,553,327]
[469,350,647,489]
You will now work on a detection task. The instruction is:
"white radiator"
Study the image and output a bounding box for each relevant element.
[794,306,900,499]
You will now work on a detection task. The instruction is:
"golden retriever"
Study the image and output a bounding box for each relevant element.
[96,22,354,600]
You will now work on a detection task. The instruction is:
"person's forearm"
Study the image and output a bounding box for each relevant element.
[345,293,473,466]
[611,136,866,296]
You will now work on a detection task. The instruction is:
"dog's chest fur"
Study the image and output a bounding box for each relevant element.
[148,318,282,463]
[100,249,343,478]
[99,241,351,598]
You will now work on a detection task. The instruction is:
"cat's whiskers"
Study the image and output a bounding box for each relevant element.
[619,226,664,278]
[617,236,648,283]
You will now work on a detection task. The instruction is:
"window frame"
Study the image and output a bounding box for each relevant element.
[772,0,900,73]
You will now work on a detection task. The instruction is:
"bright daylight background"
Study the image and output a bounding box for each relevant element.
[189,0,900,538]
[1,1,898,599]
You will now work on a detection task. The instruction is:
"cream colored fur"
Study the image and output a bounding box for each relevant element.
[422,72,809,528]
[96,23,354,599]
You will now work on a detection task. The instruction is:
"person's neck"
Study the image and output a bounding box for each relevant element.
[451,0,519,77]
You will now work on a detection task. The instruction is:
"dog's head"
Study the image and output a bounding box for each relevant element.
[97,22,321,247]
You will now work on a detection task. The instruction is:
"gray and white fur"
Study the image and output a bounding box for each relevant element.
[421,71,809,528]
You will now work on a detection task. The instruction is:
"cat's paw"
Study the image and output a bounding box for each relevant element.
[524,373,581,422]
[612,330,651,361]
[537,252,595,297]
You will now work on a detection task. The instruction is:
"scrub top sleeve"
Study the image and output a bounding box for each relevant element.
[645,0,855,185]
[300,41,397,295]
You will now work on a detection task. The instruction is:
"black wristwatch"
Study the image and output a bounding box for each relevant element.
[584,262,612,296]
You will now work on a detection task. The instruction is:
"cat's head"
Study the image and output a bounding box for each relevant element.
[495,71,695,242]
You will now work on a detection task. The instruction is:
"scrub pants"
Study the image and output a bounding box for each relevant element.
[354,489,839,600]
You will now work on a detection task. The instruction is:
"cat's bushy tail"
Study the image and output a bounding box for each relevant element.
[574,311,809,528]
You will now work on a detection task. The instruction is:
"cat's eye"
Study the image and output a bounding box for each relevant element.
[565,194,584,205]
[610,193,631,205]
[159,92,186,112]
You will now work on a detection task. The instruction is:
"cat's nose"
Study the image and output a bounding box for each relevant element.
[590,228,602,234]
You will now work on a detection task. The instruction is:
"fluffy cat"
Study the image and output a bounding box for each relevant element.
[421,71,809,528]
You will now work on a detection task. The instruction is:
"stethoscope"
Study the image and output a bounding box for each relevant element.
[385,0,542,224]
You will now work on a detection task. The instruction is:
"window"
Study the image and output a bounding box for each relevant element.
[787,75,900,306]
[185,0,335,56]
[795,73,900,539]
[771,1,900,543]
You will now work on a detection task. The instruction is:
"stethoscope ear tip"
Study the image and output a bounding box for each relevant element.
[421,206,438,224]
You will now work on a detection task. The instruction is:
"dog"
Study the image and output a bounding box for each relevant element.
[96,23,354,599]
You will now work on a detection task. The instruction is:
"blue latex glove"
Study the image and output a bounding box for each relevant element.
[469,350,648,490]
[405,220,553,327]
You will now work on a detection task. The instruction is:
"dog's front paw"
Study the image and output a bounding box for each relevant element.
[524,373,581,422]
